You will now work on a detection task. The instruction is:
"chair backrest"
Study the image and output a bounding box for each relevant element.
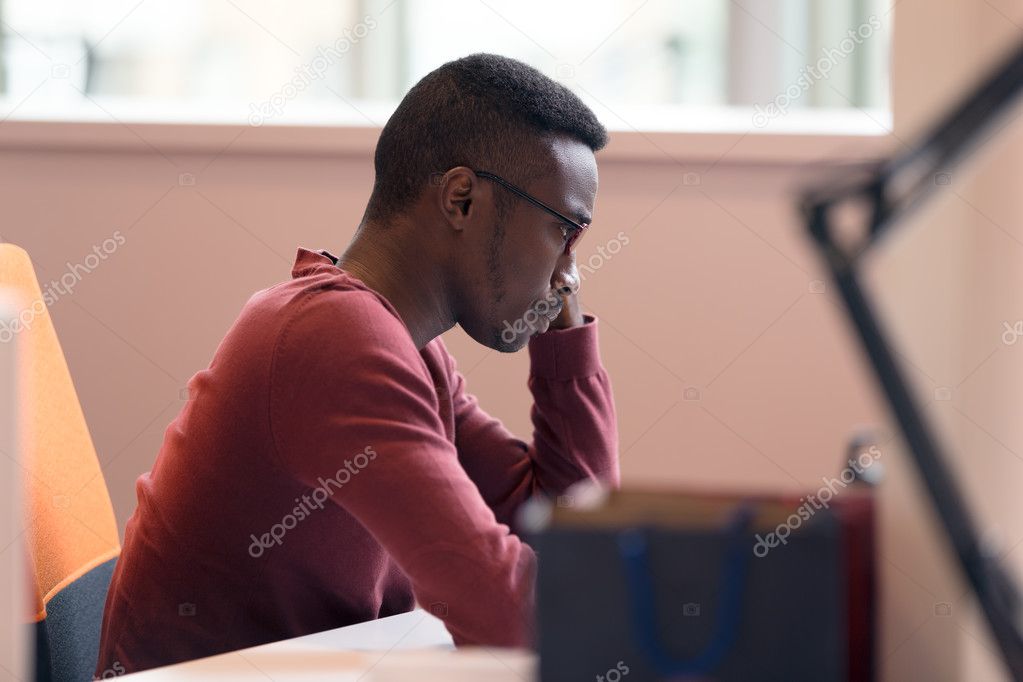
[0,244,121,682]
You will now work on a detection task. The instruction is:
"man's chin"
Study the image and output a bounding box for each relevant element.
[489,323,542,353]
[490,333,530,353]
[497,316,554,351]
[462,317,549,353]
[456,321,525,353]
[493,314,554,352]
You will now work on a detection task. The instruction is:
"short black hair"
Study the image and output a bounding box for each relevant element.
[364,53,608,224]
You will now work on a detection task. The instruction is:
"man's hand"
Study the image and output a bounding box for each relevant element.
[548,290,584,329]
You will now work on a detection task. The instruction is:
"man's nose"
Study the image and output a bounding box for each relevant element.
[551,256,580,296]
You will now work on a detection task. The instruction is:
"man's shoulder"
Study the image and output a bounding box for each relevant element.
[265,278,420,367]
[266,279,442,435]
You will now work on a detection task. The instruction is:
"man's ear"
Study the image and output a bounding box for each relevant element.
[437,167,477,229]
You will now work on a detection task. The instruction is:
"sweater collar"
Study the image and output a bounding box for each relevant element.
[291,247,339,278]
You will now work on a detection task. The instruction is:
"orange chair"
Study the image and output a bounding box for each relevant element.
[0,244,120,682]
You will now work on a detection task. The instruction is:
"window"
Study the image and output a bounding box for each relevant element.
[0,0,891,131]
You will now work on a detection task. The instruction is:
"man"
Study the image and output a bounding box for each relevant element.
[96,53,618,674]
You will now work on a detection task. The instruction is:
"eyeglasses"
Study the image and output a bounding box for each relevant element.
[473,170,589,255]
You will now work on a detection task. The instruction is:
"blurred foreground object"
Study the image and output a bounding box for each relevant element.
[0,289,28,682]
[528,479,876,681]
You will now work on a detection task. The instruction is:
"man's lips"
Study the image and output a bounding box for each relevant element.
[523,290,563,337]
[542,291,563,318]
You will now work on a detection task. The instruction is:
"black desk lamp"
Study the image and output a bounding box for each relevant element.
[802,40,1023,679]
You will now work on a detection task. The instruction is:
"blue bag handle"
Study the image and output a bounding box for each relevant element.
[616,504,755,678]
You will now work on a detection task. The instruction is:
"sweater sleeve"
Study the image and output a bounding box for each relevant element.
[268,291,535,648]
[450,315,620,530]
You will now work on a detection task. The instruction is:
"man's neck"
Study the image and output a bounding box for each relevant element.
[337,225,455,350]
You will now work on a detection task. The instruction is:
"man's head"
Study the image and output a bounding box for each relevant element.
[364,53,608,352]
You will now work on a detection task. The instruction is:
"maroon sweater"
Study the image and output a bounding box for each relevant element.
[96,248,619,674]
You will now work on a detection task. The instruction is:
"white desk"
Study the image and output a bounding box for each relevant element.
[128,609,536,681]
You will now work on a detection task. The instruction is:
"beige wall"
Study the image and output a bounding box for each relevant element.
[0,127,889,514]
